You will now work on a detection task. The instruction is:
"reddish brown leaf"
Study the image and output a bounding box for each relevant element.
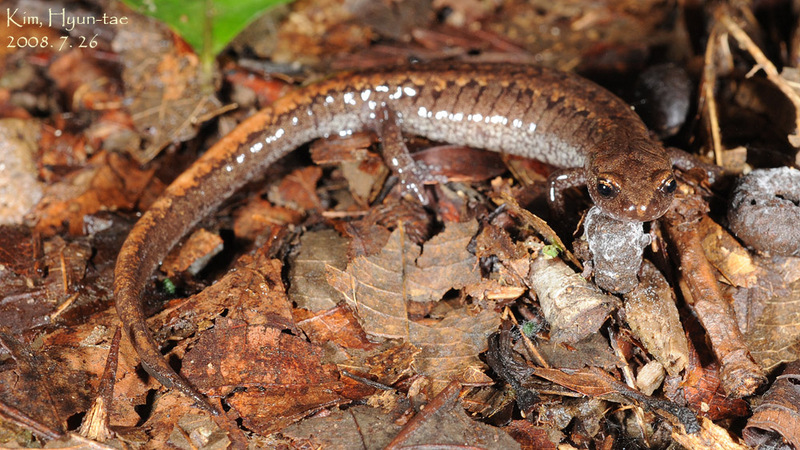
[295,303,377,350]
[34,152,155,236]
[160,228,223,277]
[271,166,323,211]
[504,420,559,450]
[154,256,296,339]
[182,318,347,433]
[675,333,750,421]
[233,197,304,240]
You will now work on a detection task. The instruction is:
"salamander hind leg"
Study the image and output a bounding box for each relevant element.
[373,106,441,205]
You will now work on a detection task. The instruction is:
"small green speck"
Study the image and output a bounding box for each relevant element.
[162,278,176,295]
[542,244,561,258]
[521,320,541,337]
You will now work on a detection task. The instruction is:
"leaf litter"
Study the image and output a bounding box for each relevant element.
[4,0,800,448]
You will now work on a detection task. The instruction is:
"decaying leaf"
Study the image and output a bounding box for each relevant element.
[182,318,348,433]
[281,404,404,449]
[153,255,296,341]
[160,228,223,277]
[0,119,43,225]
[744,360,800,449]
[745,278,800,372]
[623,260,689,377]
[288,229,349,312]
[327,221,499,392]
[33,152,156,236]
[111,11,222,164]
[528,250,619,344]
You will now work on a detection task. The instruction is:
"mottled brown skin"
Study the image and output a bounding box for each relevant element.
[114,63,675,414]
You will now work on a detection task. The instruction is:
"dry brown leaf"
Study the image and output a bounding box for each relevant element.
[411,307,500,393]
[327,221,500,392]
[0,119,43,225]
[405,220,481,302]
[33,152,156,236]
[160,228,223,277]
[623,261,689,377]
[295,303,377,350]
[281,404,404,448]
[269,166,323,211]
[112,14,221,163]
[288,229,350,311]
[233,197,303,240]
[333,341,420,388]
[182,318,347,433]
[154,256,296,339]
[699,216,761,288]
[745,278,800,371]
[326,224,420,339]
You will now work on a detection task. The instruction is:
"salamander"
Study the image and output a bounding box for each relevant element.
[113,63,679,414]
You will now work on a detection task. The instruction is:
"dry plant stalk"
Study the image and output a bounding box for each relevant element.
[663,196,766,397]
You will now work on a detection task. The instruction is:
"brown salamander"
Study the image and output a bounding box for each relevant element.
[114,63,679,414]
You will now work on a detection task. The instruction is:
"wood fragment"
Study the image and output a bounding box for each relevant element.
[663,188,766,397]
[384,381,462,450]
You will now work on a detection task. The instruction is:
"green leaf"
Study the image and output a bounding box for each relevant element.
[121,0,290,63]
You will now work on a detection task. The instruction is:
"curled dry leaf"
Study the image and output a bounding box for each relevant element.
[623,260,689,377]
[672,323,750,421]
[663,184,766,398]
[528,249,619,344]
[744,360,800,449]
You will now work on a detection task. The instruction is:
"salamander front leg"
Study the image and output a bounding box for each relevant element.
[373,106,436,205]
[667,147,722,183]
[546,168,587,215]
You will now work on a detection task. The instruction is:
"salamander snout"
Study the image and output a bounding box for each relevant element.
[588,169,677,222]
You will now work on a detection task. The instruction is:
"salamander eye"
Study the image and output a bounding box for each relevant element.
[661,177,677,194]
[596,179,619,198]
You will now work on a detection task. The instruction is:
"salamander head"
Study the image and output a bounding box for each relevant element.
[587,136,676,222]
